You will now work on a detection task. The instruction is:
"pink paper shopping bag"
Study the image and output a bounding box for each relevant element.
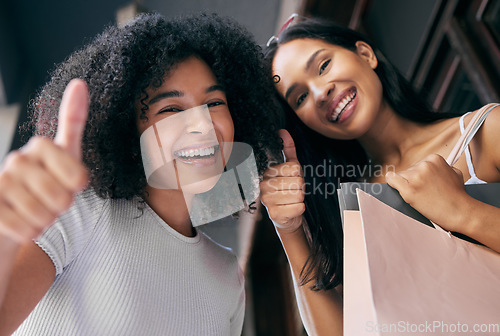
[344,189,500,336]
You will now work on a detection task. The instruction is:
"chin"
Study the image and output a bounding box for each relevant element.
[180,174,222,195]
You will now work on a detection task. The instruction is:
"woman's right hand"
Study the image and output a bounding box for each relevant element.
[260,129,305,232]
[0,79,89,244]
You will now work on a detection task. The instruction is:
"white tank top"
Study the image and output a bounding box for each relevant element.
[458,104,499,185]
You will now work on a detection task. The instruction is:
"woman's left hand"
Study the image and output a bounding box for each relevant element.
[385,154,471,232]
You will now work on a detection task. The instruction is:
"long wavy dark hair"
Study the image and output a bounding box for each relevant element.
[24,12,282,200]
[265,17,461,290]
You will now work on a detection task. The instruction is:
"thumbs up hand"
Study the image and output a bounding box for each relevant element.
[0,79,89,243]
[260,129,305,232]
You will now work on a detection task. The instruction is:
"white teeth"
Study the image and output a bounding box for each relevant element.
[332,92,356,121]
[176,146,217,158]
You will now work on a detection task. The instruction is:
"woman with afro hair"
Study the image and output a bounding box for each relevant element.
[0,12,281,335]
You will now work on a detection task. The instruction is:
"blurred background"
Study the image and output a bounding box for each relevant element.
[1,0,499,335]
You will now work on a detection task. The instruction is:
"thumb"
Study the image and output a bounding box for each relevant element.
[54,79,89,160]
[278,129,299,163]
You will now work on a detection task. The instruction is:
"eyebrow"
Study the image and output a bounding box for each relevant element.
[148,90,182,105]
[284,49,325,101]
[148,85,224,105]
[285,84,298,102]
[305,49,325,72]
[206,85,224,93]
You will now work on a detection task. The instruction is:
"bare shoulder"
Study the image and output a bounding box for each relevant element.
[478,104,500,148]
[0,242,55,335]
[475,104,500,172]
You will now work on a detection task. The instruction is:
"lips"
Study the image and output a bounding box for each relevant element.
[326,87,357,122]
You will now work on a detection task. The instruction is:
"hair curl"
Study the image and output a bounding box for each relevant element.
[25,12,283,200]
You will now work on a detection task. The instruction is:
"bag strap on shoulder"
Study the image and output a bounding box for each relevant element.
[445,103,500,166]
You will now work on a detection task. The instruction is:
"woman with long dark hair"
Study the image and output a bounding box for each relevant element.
[260,15,500,335]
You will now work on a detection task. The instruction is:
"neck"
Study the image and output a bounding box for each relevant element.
[357,102,429,168]
[143,185,195,237]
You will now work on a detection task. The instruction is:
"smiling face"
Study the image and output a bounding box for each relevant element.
[137,56,234,194]
[272,38,384,140]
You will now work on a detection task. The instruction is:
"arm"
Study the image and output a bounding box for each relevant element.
[0,237,19,306]
[386,105,500,252]
[0,242,56,335]
[387,154,500,252]
[275,224,343,336]
[455,196,500,251]
[260,129,342,336]
[0,79,89,333]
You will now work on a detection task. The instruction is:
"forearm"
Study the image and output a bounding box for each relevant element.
[0,240,56,335]
[0,236,20,307]
[455,197,500,253]
[276,223,343,336]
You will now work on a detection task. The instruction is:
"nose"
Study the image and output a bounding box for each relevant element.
[310,80,334,108]
[185,106,214,134]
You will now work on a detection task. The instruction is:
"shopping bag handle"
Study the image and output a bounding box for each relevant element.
[431,103,500,232]
[445,103,500,166]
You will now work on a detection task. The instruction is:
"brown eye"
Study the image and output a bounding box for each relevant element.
[159,107,182,113]
[319,59,331,75]
[296,92,308,107]
[158,106,183,115]
[207,101,226,108]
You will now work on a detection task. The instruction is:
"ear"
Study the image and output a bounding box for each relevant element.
[355,41,378,69]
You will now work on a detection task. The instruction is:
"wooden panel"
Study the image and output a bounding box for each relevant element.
[409,0,500,110]
[464,0,500,72]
